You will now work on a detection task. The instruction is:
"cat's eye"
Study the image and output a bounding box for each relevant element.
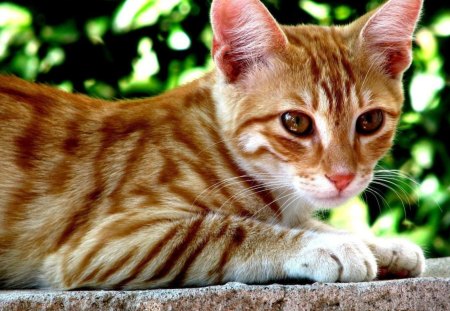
[356,109,384,135]
[281,111,313,136]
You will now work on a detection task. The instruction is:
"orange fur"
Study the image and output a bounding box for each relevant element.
[0,0,424,289]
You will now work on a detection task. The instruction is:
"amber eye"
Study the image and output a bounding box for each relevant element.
[281,111,313,136]
[356,109,384,135]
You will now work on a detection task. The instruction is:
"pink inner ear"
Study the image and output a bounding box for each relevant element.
[210,0,287,82]
[379,42,413,77]
[362,0,423,78]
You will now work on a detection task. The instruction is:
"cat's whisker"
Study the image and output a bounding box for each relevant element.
[253,187,293,219]
[374,171,422,209]
[373,176,413,201]
[193,173,288,205]
[375,168,442,212]
[374,175,420,200]
[216,181,289,212]
[369,180,408,216]
[374,168,420,186]
[364,186,390,213]
[276,190,304,219]
[193,175,255,205]
[374,167,419,205]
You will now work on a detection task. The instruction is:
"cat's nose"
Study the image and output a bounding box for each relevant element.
[326,174,355,191]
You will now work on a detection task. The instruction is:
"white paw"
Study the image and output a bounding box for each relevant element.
[284,233,377,283]
[367,237,425,279]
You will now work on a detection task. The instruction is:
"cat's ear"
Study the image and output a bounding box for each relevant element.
[210,0,288,82]
[358,0,423,79]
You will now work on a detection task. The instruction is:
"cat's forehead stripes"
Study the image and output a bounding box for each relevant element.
[283,27,364,115]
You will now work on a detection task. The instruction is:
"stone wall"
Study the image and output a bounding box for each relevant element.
[1,258,449,310]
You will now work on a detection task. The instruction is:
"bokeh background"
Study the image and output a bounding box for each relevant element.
[0,0,449,257]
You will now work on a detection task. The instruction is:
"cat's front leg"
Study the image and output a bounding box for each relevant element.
[365,237,425,279]
[43,213,379,289]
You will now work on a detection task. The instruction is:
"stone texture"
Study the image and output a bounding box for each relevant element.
[422,257,450,278]
[1,258,449,311]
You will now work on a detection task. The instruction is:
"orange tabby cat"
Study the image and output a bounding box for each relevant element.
[0,0,425,289]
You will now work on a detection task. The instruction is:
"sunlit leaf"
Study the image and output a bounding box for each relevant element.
[24,40,39,56]
[41,22,79,44]
[371,207,403,237]
[412,140,435,170]
[401,112,421,125]
[55,81,73,93]
[409,72,444,112]
[432,11,450,37]
[419,174,440,197]
[178,58,214,85]
[84,79,116,99]
[400,225,435,247]
[113,0,185,33]
[39,47,65,73]
[0,3,31,27]
[119,77,163,96]
[434,236,450,256]
[334,5,352,21]
[328,197,371,235]
[0,28,34,60]
[299,0,331,23]
[200,26,213,49]
[168,28,191,50]
[86,17,109,44]
[119,37,161,95]
[11,52,39,79]
[135,37,160,79]
[416,29,438,61]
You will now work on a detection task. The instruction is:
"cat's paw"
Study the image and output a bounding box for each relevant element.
[284,233,377,283]
[367,238,425,279]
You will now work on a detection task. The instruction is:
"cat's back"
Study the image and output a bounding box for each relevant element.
[0,74,216,210]
[0,75,106,122]
[0,76,108,180]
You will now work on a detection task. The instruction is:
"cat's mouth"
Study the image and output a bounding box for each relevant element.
[296,175,371,209]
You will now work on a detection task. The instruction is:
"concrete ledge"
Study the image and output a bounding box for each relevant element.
[1,258,449,310]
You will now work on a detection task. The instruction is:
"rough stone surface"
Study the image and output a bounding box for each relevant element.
[1,258,449,311]
[422,257,450,278]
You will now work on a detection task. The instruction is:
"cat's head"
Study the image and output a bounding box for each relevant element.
[211,0,422,209]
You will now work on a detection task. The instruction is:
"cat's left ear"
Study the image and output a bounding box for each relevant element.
[358,0,423,79]
[210,0,288,83]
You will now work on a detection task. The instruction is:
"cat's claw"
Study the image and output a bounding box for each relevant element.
[285,233,377,283]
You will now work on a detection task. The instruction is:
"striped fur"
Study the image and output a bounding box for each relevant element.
[0,0,424,289]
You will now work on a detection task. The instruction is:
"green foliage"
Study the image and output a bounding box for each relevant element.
[0,0,449,257]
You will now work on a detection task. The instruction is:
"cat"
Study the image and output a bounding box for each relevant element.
[0,0,425,289]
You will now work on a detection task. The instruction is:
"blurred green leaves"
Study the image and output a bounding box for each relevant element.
[0,0,449,257]
[432,11,450,37]
[0,3,31,28]
[113,0,189,33]
[300,0,331,23]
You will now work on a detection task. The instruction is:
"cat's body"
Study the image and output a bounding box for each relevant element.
[0,0,425,289]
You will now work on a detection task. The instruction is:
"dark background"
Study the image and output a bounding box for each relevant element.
[0,0,449,257]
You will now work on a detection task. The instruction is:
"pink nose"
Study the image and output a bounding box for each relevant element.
[326,174,355,191]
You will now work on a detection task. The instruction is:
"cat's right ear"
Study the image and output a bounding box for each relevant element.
[211,0,288,83]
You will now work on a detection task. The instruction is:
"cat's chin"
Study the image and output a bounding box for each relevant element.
[307,194,353,209]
